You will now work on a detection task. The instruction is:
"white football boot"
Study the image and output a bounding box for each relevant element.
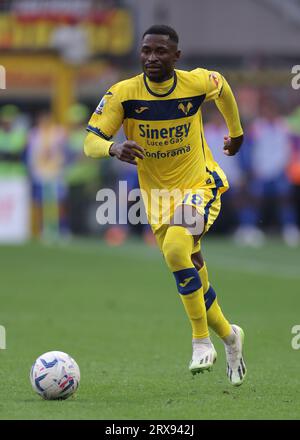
[225,324,247,386]
[189,339,217,375]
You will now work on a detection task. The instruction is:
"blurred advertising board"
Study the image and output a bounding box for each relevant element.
[0,178,30,243]
[0,0,134,56]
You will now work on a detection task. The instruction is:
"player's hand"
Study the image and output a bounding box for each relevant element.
[223,134,244,156]
[109,141,145,165]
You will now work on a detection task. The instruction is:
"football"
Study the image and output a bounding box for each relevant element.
[30,351,80,400]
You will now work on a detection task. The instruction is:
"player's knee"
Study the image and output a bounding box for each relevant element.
[162,227,202,294]
[162,239,183,269]
[162,225,194,271]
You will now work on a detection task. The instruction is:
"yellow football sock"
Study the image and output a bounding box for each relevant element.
[198,263,231,339]
[162,226,208,339]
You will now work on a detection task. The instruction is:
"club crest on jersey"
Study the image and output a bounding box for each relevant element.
[178,102,193,116]
[95,91,112,115]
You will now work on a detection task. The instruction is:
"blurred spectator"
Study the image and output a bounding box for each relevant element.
[0,105,30,243]
[236,87,260,126]
[286,106,300,229]
[103,129,155,246]
[64,103,99,235]
[27,112,67,241]
[239,99,300,246]
[0,105,27,177]
[205,110,245,234]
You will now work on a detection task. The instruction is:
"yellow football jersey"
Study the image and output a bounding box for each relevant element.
[87,68,243,230]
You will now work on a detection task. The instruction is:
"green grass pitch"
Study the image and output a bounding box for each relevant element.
[0,237,299,420]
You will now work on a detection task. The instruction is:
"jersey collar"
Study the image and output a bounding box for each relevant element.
[143,71,177,98]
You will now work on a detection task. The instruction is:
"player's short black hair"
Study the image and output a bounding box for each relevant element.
[142,25,179,44]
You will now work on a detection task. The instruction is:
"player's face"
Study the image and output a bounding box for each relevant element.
[141,34,181,82]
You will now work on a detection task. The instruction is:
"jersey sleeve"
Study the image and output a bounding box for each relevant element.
[200,69,224,102]
[86,84,124,141]
[194,68,243,138]
[190,68,224,101]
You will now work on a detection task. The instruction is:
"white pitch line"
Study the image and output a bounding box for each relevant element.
[41,240,300,280]
[205,255,300,280]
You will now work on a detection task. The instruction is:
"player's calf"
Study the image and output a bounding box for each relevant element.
[162,225,216,372]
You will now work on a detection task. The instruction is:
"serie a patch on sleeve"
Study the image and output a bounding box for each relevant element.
[95,91,113,115]
[209,72,220,88]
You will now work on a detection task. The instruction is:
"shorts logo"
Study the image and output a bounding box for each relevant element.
[135,106,149,114]
[178,102,193,116]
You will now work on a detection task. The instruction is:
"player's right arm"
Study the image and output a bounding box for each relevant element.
[84,85,145,165]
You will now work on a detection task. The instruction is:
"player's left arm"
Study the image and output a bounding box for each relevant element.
[204,70,244,156]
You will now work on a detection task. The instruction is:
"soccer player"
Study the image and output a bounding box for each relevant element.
[84,25,246,386]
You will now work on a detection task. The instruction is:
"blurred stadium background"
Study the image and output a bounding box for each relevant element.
[1,0,300,420]
[1,0,300,245]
